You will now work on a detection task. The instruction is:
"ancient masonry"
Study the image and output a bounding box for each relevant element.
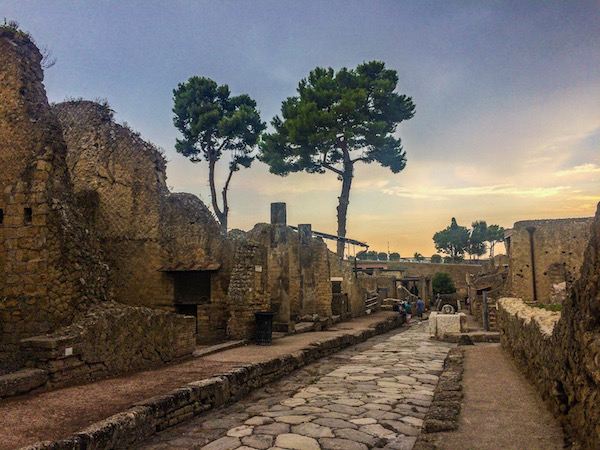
[0,28,195,386]
[0,29,111,354]
[498,203,600,448]
[504,217,593,304]
[1,30,406,390]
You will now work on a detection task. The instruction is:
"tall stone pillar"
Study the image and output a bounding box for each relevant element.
[298,224,312,245]
[271,202,286,226]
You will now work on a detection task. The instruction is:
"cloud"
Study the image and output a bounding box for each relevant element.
[382,184,574,200]
[556,163,600,177]
[353,179,391,190]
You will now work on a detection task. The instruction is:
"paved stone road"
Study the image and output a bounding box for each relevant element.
[138,323,454,450]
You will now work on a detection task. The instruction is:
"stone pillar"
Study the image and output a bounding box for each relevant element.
[271,202,286,226]
[298,224,312,245]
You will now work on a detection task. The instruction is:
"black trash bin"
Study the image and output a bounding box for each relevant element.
[255,311,276,345]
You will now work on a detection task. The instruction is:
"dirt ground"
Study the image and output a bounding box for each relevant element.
[0,359,238,449]
[434,344,566,449]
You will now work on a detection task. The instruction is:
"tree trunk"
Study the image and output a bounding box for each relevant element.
[336,149,354,258]
[208,156,227,230]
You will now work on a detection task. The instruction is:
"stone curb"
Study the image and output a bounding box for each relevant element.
[192,339,248,358]
[21,314,403,450]
[438,332,500,343]
[0,368,49,399]
[414,347,465,450]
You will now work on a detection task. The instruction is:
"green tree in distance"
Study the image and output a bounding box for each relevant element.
[487,224,505,258]
[414,252,424,261]
[356,250,368,260]
[433,218,469,262]
[357,250,379,260]
[389,252,401,261]
[377,252,388,261]
[431,254,442,263]
[259,61,415,257]
[468,220,488,259]
[433,272,456,295]
[173,76,266,230]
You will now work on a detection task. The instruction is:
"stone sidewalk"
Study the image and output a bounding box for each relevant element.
[4,312,404,449]
[137,323,455,449]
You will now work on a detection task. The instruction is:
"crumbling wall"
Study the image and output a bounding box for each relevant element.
[0,29,110,359]
[226,229,270,340]
[20,301,195,390]
[468,254,509,328]
[505,218,592,303]
[53,101,232,343]
[1,30,200,385]
[226,223,333,340]
[498,203,600,447]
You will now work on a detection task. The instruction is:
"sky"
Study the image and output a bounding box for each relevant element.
[3,1,599,257]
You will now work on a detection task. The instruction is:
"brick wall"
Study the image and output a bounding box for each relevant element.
[226,224,333,340]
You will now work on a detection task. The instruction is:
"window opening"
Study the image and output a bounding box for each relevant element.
[24,207,32,224]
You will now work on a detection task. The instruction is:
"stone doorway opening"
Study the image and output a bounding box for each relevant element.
[173,271,210,335]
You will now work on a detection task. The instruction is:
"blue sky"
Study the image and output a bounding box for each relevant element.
[3,1,599,257]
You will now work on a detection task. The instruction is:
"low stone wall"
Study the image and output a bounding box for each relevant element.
[13,302,195,394]
[499,204,600,448]
[0,368,48,398]
[497,298,589,445]
[497,297,560,400]
[23,314,403,450]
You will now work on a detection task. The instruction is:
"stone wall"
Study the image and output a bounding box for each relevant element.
[505,217,592,303]
[0,29,110,358]
[0,29,199,380]
[498,203,600,447]
[18,301,195,391]
[466,254,508,327]
[226,223,333,340]
[334,259,370,318]
[22,313,404,449]
[53,101,233,343]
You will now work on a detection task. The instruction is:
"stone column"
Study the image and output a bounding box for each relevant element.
[271,202,286,226]
[298,224,312,245]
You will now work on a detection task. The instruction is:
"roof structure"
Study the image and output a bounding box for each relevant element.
[288,225,368,248]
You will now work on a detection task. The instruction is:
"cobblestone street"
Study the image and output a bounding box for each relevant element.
[138,323,454,450]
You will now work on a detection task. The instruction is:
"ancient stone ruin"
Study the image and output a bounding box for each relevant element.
[504,217,593,304]
[0,27,196,385]
[0,30,402,391]
[2,27,599,448]
[498,204,600,447]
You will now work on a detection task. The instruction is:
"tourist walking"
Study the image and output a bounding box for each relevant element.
[417,298,424,323]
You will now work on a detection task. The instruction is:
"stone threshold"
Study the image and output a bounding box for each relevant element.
[21,314,404,450]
